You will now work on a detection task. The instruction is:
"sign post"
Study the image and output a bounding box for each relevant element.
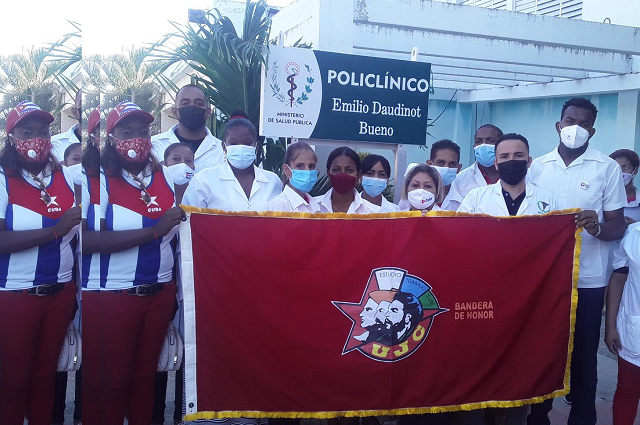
[260,46,430,203]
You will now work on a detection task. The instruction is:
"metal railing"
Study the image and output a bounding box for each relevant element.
[459,0,582,17]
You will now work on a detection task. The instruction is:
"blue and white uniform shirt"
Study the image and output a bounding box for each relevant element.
[100,165,178,289]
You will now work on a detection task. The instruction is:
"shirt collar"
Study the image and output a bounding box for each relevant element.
[220,161,269,182]
[58,124,80,143]
[317,188,363,212]
[283,184,309,209]
[492,180,534,198]
[170,124,220,149]
[317,189,334,210]
[629,188,640,207]
[543,145,604,166]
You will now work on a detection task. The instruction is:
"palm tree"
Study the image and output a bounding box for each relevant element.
[151,0,271,125]
[100,49,169,134]
[45,21,82,98]
[0,48,63,138]
[150,0,312,172]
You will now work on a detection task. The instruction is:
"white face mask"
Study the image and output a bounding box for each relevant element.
[560,125,590,150]
[226,144,257,170]
[433,166,457,187]
[67,163,83,186]
[168,163,195,185]
[623,172,636,186]
[408,189,435,210]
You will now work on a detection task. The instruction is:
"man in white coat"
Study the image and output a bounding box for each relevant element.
[151,84,224,171]
[443,124,503,211]
[527,98,626,425]
[458,133,557,425]
[459,133,557,216]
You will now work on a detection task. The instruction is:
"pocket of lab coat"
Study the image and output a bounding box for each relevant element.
[578,235,604,278]
[619,311,640,356]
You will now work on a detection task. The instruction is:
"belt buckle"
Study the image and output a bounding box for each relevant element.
[134,285,151,296]
[35,285,52,296]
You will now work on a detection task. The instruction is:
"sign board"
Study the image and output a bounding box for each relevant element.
[260,47,431,145]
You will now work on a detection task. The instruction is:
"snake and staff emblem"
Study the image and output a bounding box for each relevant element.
[285,62,301,107]
[270,60,314,107]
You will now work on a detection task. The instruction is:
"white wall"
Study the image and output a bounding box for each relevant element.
[270,0,322,48]
[581,0,640,27]
[211,0,247,35]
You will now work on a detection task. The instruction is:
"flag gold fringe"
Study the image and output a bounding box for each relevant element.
[183,388,569,420]
[180,205,581,220]
[182,206,582,421]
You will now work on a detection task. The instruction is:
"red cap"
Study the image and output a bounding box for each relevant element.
[106,101,154,134]
[6,101,55,135]
[88,107,101,134]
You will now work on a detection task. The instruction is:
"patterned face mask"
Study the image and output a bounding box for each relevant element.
[11,136,52,163]
[111,136,152,163]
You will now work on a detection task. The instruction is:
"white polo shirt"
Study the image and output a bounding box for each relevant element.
[269,184,320,213]
[51,124,81,162]
[458,181,557,216]
[151,124,224,172]
[611,223,640,367]
[529,146,627,288]
[315,189,378,214]
[443,162,491,212]
[182,162,281,212]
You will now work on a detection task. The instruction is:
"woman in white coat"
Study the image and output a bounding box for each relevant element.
[360,154,399,212]
[401,163,444,214]
[269,142,320,213]
[315,146,377,214]
[610,149,640,225]
[182,117,281,211]
[605,223,640,425]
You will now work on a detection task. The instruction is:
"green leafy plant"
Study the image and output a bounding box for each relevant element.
[150,0,311,172]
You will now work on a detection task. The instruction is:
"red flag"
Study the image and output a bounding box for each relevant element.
[180,210,579,420]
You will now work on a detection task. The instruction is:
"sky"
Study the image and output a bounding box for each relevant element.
[0,0,295,56]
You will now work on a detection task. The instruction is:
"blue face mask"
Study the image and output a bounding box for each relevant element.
[433,166,457,187]
[474,144,496,168]
[361,176,388,197]
[226,144,256,170]
[288,166,318,193]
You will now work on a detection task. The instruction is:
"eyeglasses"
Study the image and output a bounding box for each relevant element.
[131,174,153,206]
[29,173,52,205]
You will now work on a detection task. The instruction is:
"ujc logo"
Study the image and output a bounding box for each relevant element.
[333,267,447,362]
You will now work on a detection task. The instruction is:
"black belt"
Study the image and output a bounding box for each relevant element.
[107,282,167,296]
[9,282,67,296]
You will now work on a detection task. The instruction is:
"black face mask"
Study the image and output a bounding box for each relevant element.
[497,160,528,185]
[178,106,207,131]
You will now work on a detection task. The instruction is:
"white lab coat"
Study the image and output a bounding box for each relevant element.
[269,184,320,213]
[359,193,400,213]
[151,124,224,172]
[611,223,640,367]
[315,189,378,214]
[182,162,281,212]
[625,187,640,223]
[442,162,490,211]
[51,124,80,162]
[458,181,557,216]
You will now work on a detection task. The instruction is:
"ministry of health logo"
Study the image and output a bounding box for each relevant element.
[270,60,315,107]
[333,267,448,362]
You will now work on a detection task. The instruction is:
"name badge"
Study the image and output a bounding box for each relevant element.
[580,181,590,190]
